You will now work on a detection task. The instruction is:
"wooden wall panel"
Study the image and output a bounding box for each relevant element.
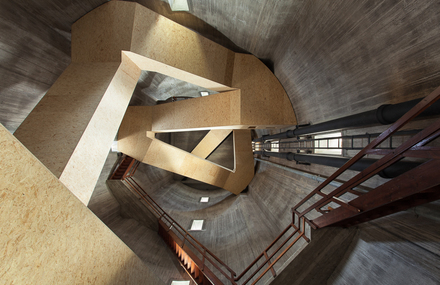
[0,123,164,284]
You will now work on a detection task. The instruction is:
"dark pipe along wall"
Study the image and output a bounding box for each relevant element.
[254,97,440,142]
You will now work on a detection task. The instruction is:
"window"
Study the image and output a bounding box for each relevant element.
[168,0,189,11]
[190,220,204,231]
[314,132,342,155]
[171,281,190,285]
[270,140,279,152]
[111,141,118,152]
[200,197,209,203]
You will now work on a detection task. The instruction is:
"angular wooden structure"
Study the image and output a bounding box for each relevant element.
[14,2,296,203]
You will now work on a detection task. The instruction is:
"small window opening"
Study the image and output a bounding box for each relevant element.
[314,132,342,155]
[270,140,279,152]
[200,197,209,203]
[190,220,204,231]
[168,0,189,11]
[171,281,190,285]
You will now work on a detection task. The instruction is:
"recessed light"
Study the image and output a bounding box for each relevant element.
[200,91,210,96]
[200,197,209,203]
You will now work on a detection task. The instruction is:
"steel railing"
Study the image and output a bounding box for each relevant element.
[291,86,440,228]
[112,158,310,284]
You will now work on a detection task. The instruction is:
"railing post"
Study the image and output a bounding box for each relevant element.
[263,251,277,277]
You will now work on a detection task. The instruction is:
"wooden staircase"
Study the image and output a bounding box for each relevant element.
[110,155,134,180]
[158,220,219,285]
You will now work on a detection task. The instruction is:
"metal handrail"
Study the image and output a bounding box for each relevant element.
[258,129,421,151]
[123,167,237,284]
[237,218,310,285]
[117,160,310,284]
[291,86,440,228]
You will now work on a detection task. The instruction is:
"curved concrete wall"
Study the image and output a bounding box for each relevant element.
[1,0,440,284]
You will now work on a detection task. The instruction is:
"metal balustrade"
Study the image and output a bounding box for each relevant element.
[291,86,440,228]
[111,156,310,284]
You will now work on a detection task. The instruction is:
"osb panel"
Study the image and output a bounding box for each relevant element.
[14,62,121,178]
[191,129,232,159]
[131,3,235,86]
[59,58,141,205]
[232,53,296,126]
[71,2,136,62]
[0,123,164,285]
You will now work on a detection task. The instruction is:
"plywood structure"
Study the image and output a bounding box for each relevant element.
[191,129,232,159]
[0,123,164,284]
[118,107,253,194]
[14,1,296,204]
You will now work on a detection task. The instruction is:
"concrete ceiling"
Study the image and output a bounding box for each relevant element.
[130,71,218,106]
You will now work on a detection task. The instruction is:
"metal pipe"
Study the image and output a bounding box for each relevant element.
[254,151,420,178]
[254,97,440,142]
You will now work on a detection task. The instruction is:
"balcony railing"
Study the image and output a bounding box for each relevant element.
[291,86,440,228]
[111,157,310,285]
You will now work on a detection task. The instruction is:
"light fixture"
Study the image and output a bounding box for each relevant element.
[190,220,204,231]
[200,91,210,96]
[168,0,189,12]
[200,197,209,203]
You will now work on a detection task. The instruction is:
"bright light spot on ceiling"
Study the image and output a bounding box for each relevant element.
[171,281,190,285]
[190,220,204,231]
[200,91,210,96]
[200,197,209,203]
[168,0,189,11]
[111,141,118,152]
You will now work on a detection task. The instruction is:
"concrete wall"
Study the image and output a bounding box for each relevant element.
[190,0,440,126]
[88,153,193,285]
[0,0,105,133]
[2,0,440,284]
[329,210,440,284]
[125,163,309,284]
